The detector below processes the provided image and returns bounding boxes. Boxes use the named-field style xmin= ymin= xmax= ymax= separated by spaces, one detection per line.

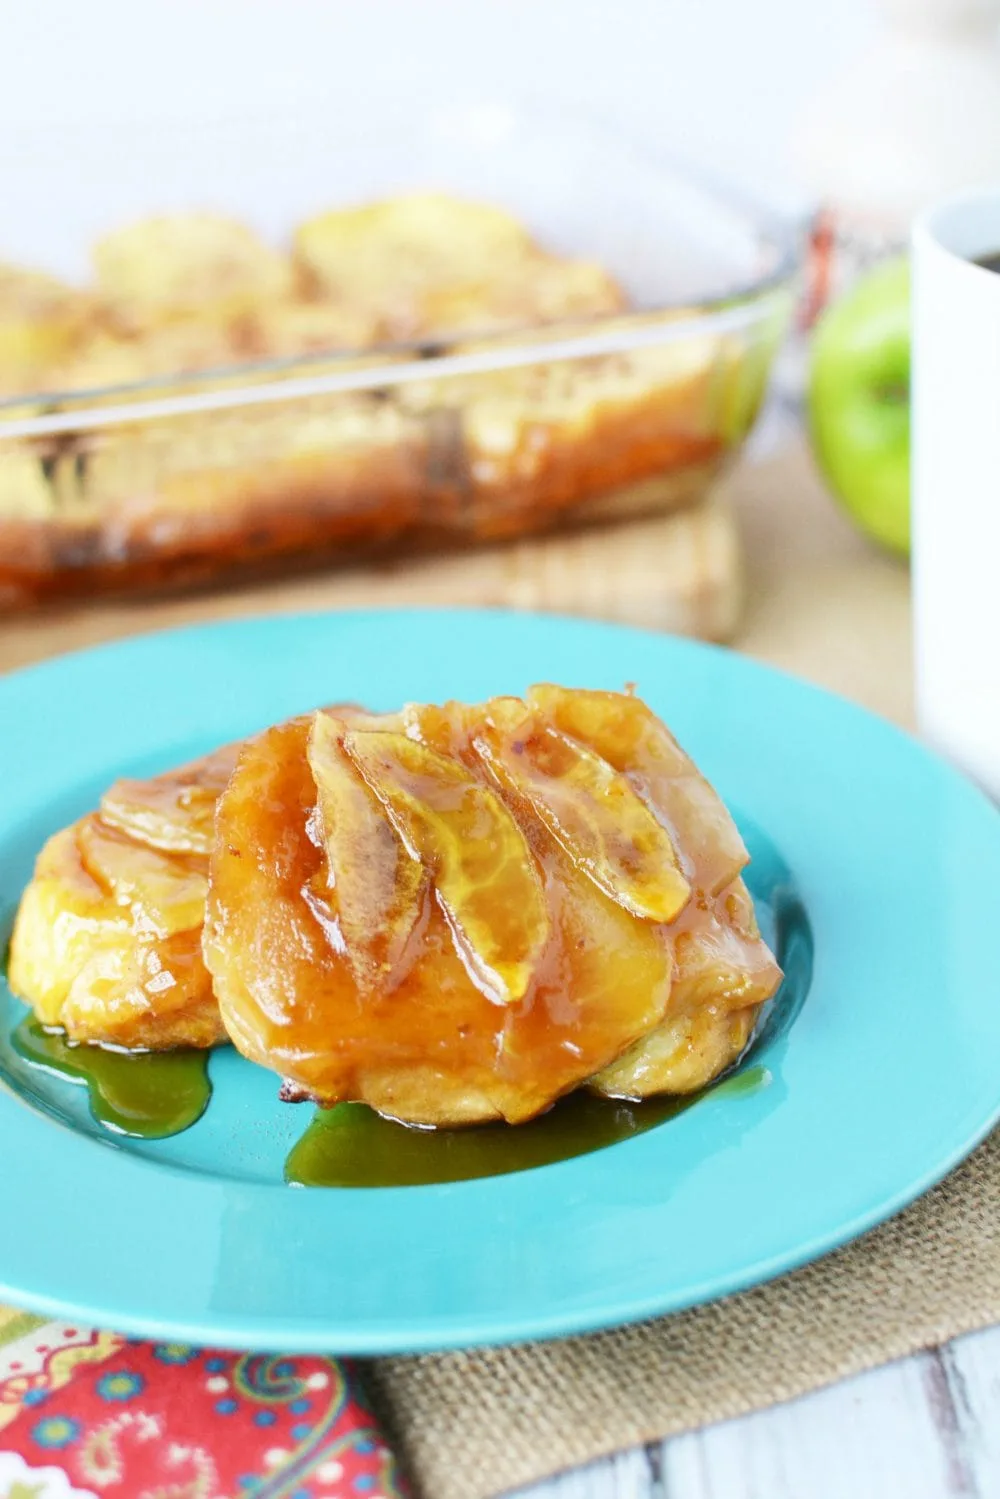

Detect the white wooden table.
xmin=516 ymin=1323 xmax=1000 ymax=1499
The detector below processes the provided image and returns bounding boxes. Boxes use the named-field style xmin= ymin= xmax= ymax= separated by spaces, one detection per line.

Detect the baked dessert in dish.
xmin=294 ymin=192 xmax=625 ymax=341
xmin=0 ymin=377 xmax=429 ymax=596
xmin=1 ymin=195 xmax=625 ymax=406
xmin=8 ymin=687 xmax=781 ymax=1127
xmin=0 ymin=192 xmax=765 ymax=607
xmin=92 ymin=213 xmax=297 ymax=335
xmin=401 ymin=324 xmax=732 ymax=539
xmin=0 ymin=262 xmax=94 ymax=396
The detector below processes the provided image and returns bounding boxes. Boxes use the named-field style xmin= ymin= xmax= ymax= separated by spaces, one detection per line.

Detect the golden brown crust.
xmin=92 ymin=213 xmax=296 ymax=334
xmin=6 ymin=742 xmax=242 ymax=1050
xmin=8 ymin=819 xmax=224 ymax=1051
xmin=590 ymin=1004 xmax=757 ymax=1098
xmin=235 ymin=297 xmax=382 ymax=360
xmin=0 ymin=262 xmax=98 ymax=396
xmin=588 ymin=877 xmax=781 ymax=1098
xmin=294 ymin=193 xmax=595 ymax=342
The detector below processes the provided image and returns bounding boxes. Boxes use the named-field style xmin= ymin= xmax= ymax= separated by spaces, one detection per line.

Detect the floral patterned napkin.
xmin=0 ymin=1308 xmax=407 ymax=1499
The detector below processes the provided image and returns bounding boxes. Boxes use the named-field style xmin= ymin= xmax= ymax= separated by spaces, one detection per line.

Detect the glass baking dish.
xmin=0 ymin=101 xmax=800 ymax=608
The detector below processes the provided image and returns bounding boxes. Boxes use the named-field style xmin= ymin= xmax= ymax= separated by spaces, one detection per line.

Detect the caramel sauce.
xmin=286 ymin=1091 xmax=692 ymax=1187
xmin=11 ymin=1014 xmax=211 ymax=1139
xmin=285 ymin=1064 xmax=773 ymax=1188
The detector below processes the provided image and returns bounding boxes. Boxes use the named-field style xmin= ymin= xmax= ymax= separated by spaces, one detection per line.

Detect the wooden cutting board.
xmin=0 ymin=495 xmax=742 ymax=675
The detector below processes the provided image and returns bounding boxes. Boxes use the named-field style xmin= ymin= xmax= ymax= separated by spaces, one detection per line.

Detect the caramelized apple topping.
xmin=528 ymin=684 xmax=748 ymax=895
xmin=76 ymin=817 xmax=208 ymax=940
xmin=100 ymin=741 xmax=241 ymax=857
xmin=342 ymin=727 xmax=550 ymax=1004
xmin=307 ymin=712 xmax=425 ymax=993
xmin=474 ymin=701 xmax=690 ymax=924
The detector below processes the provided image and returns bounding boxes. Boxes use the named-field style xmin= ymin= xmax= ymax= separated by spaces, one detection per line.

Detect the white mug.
xmin=912 ymin=186 xmax=1000 ymax=800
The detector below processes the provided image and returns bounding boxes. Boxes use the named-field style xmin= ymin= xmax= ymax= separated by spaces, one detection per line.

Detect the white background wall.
xmin=3 ymin=0 xmax=873 ymax=212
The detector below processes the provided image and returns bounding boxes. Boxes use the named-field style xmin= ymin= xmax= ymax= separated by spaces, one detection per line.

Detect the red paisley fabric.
xmin=0 ymin=1328 xmax=407 ymax=1499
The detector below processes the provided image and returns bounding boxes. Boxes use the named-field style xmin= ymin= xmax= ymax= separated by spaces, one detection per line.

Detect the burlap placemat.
xmin=361 ymin=444 xmax=991 ymax=1499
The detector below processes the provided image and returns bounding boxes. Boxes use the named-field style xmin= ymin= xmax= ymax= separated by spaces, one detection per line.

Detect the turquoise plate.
xmin=2 ymin=608 xmax=999 ymax=1354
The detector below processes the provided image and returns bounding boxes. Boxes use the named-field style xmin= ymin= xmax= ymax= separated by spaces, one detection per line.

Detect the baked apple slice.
xmin=307 ymin=713 xmax=425 ymax=995
xmin=9 ymin=812 xmax=221 ymax=1052
xmin=99 ymin=741 xmax=241 ymax=857
xmin=529 ymin=684 xmax=748 ymax=896
xmin=473 ymin=698 xmax=690 ymax=923
xmin=342 ymin=725 xmax=550 ymax=1005
xmin=590 ymin=877 xmax=782 ymax=1097
xmin=7 ymin=739 xmax=239 ymax=1051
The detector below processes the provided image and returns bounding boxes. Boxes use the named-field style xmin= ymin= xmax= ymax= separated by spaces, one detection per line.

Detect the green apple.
xmin=807 ymin=257 xmax=911 ymax=556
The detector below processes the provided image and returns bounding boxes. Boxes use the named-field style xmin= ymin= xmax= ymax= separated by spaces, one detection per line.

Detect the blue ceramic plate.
xmin=2 ymin=609 xmax=999 ymax=1355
